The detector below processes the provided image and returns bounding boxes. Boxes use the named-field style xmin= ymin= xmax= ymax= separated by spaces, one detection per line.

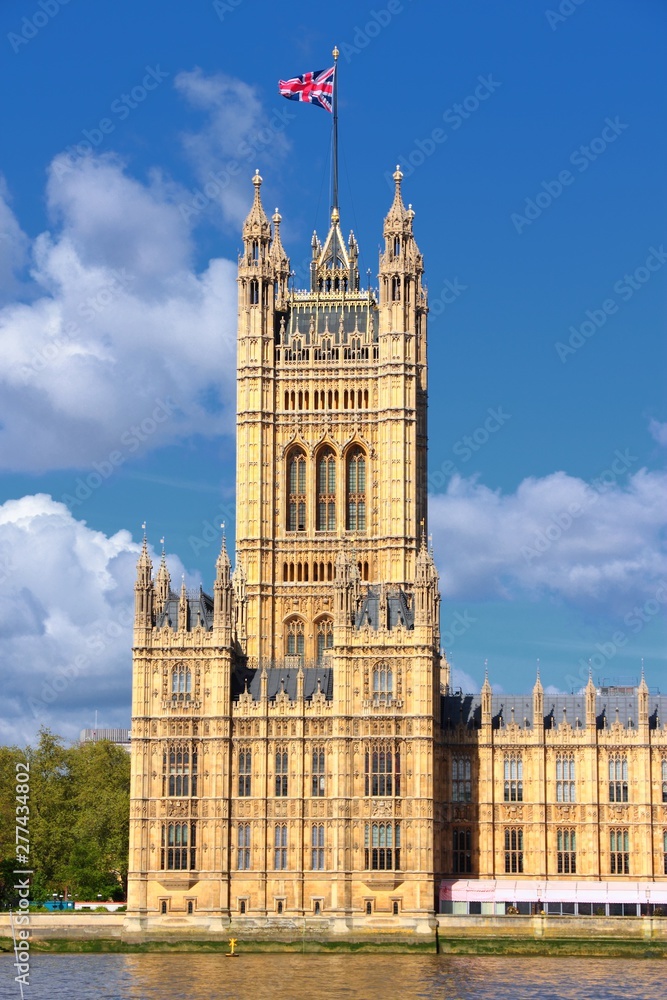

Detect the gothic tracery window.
xmin=161 ymin=822 xmax=196 ymax=871
xmin=504 ymin=755 xmax=523 ymax=802
xmin=171 ymin=665 xmax=191 ymax=699
xmin=364 ymin=744 xmax=400 ymax=796
xmin=346 ymin=446 xmax=366 ymax=532
xmin=287 ymin=449 xmax=306 ymax=531
xmin=163 ymin=744 xmax=197 ymax=797
xmin=285 ymin=617 xmax=304 ymax=660
xmin=316 ymin=617 xmax=333 ymax=664
xmin=609 ymin=755 xmax=628 ymax=802
xmin=316 ymin=447 xmax=336 ymax=531
xmin=372 ymin=663 xmax=393 ymax=706
xmin=556 ymin=755 xmax=576 ymax=802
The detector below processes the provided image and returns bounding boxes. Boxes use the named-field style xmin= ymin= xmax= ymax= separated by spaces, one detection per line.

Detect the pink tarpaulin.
xmin=439 ymin=879 xmax=667 ymax=904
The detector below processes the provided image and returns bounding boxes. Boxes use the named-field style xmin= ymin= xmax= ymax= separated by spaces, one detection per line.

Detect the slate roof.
xmin=156 ymin=589 xmax=214 ymax=632
xmin=232 ymin=666 xmax=334 ymax=702
xmin=355 ymin=585 xmax=414 ymax=631
xmin=440 ymin=690 xmax=667 ymax=731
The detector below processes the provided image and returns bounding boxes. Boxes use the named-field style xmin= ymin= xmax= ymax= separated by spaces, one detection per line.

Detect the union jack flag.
xmin=278 ymin=66 xmax=335 ymax=113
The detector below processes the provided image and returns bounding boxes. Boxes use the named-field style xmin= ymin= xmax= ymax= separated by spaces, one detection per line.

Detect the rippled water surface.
xmin=0 ymin=955 xmax=665 ymax=1000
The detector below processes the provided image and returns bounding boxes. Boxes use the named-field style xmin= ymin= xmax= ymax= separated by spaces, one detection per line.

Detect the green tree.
xmin=0 ymin=745 xmax=25 ymax=908
xmin=26 ymin=729 xmax=74 ymax=902
xmin=66 ymin=739 xmax=130 ymax=900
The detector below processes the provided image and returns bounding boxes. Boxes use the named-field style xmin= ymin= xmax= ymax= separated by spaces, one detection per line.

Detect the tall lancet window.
xmin=316 ymin=447 xmax=336 ymax=531
xmin=346 ymin=446 xmax=366 ymax=532
xmin=287 ymin=449 xmax=306 ymax=531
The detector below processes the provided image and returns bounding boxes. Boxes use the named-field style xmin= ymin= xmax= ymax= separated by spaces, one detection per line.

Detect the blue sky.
xmin=0 ymin=0 xmax=665 ymax=742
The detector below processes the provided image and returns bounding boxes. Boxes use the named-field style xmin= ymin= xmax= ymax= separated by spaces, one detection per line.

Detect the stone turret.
xmin=134 ymin=535 xmax=154 ymax=627
xmin=155 ymin=547 xmax=170 ymax=611
xmin=214 ymin=530 xmax=234 ymax=636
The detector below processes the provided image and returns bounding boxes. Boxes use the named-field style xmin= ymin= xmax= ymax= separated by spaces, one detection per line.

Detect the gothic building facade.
xmin=125 ymin=171 xmax=667 ymax=934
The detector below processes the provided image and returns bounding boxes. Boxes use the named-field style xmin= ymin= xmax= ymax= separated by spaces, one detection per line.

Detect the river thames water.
xmin=0 ymin=955 xmax=664 ymax=1000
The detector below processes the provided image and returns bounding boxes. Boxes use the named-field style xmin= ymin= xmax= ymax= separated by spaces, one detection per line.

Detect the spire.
xmin=533 ymin=661 xmax=544 ymax=730
xmin=481 ymin=662 xmax=492 ymax=724
xmin=134 ymin=527 xmax=154 ymax=626
xmin=178 ymin=576 xmax=188 ymax=632
xmin=242 ymin=169 xmax=270 ymax=242
xmin=155 ymin=541 xmax=170 ymax=608
xmin=216 ymin=526 xmax=232 ymax=582
xmin=384 ymin=165 xmax=409 ymax=234
xmin=638 ymin=660 xmax=649 ymax=729
xmin=585 ymin=666 xmax=597 ymax=729
xmin=269 ymin=208 xmax=289 ymax=269
xmin=136 ymin=533 xmax=152 ymax=582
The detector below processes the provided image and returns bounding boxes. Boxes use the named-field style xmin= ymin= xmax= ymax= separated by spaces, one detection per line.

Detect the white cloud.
xmin=0 ymin=152 xmax=238 ymax=473
xmin=174 ymin=68 xmax=291 ymax=228
xmin=0 ymin=178 xmax=31 ymax=304
xmin=430 ymin=468 xmax=667 ymax=612
xmin=450 ymin=667 xmax=479 ymax=693
xmin=0 ymin=494 xmax=189 ymax=745
xmin=649 ymin=419 xmax=667 ymax=447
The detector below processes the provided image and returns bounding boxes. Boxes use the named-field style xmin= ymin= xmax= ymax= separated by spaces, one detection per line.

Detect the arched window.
xmin=662 ymin=759 xmax=667 ymax=803
xmin=391 ymin=276 xmax=401 ymax=301
xmin=285 ymin=618 xmax=304 ymax=659
xmin=251 ymin=240 xmax=259 ymax=261
xmin=287 ymin=449 xmax=306 ymax=531
xmin=249 ymin=279 xmax=259 ymax=305
xmin=346 ymin=446 xmax=366 ymax=532
xmin=316 ymin=617 xmax=333 ymax=664
xmin=171 ymin=665 xmax=191 ymax=698
xmin=372 ymin=663 xmax=393 ymax=706
xmin=316 ymin=447 xmax=336 ymax=531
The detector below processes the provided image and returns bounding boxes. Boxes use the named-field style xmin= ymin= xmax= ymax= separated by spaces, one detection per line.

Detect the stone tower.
xmin=125 ymin=168 xmax=445 ymax=934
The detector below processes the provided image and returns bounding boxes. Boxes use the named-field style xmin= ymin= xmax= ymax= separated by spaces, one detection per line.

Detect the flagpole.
xmin=332 ymin=45 xmax=339 ymax=216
